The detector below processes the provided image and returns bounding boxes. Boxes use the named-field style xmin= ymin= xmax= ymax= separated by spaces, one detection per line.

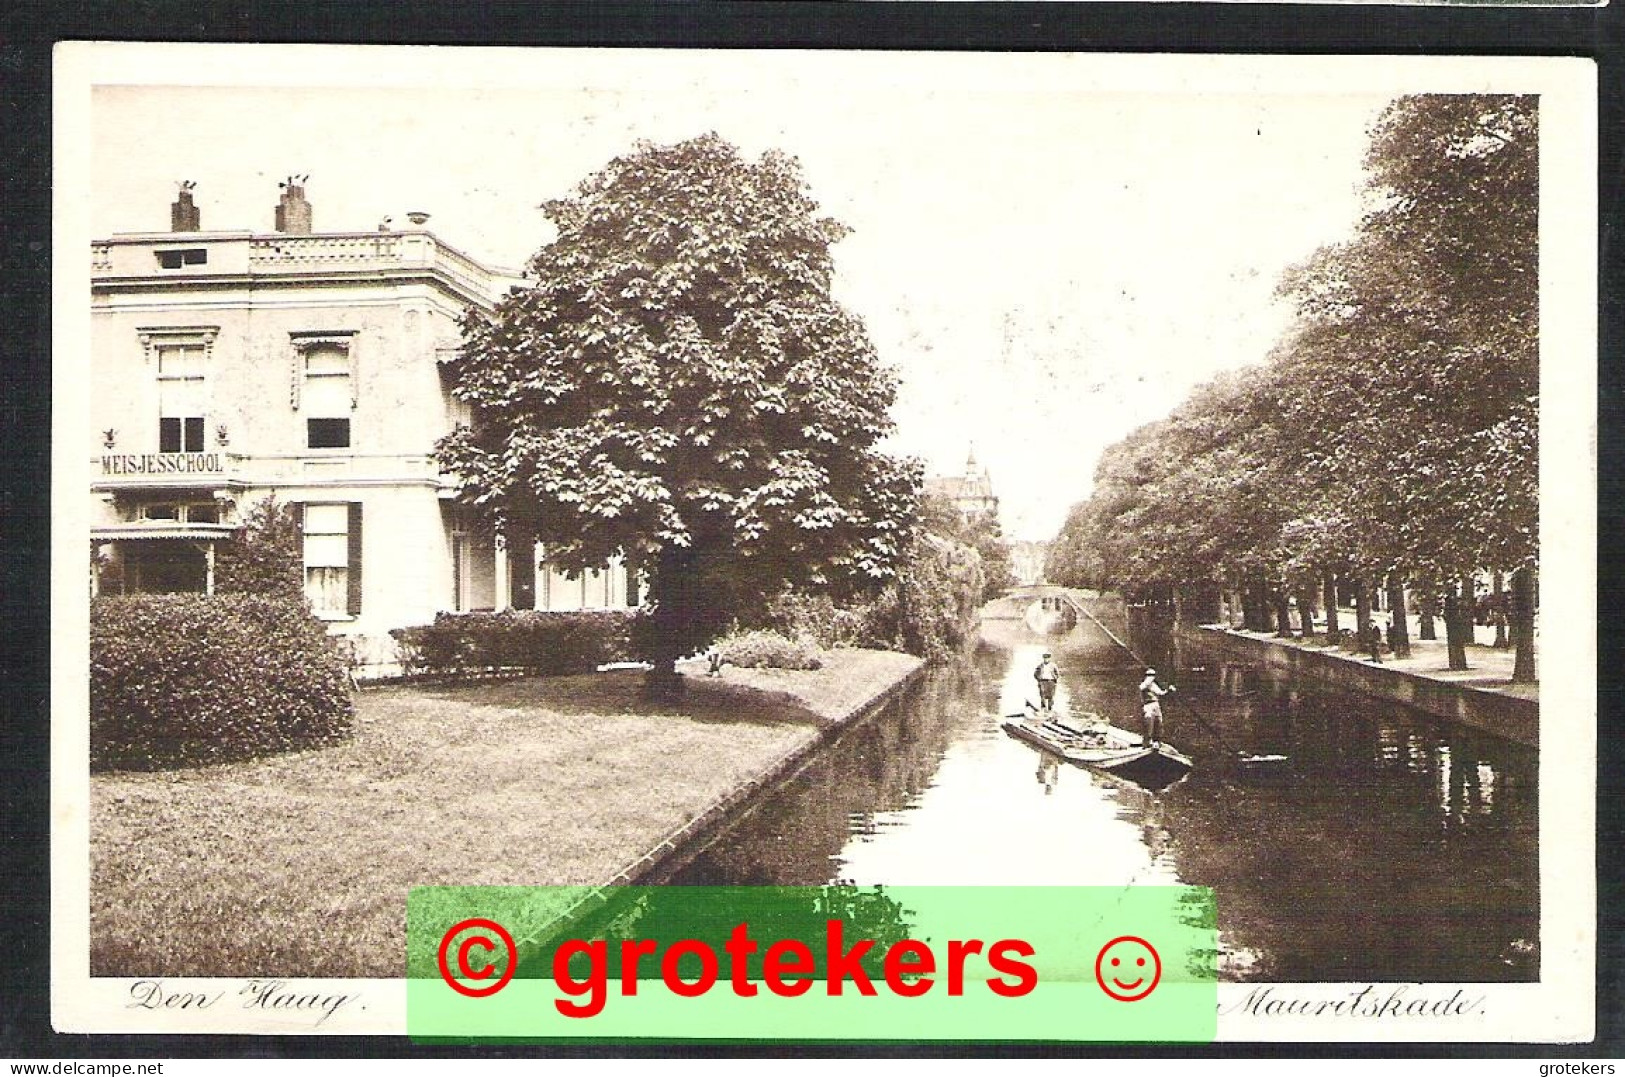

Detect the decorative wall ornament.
xmin=136 ymin=325 xmax=218 ymax=364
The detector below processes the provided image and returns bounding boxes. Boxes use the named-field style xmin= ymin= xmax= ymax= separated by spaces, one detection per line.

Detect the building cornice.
xmin=91 ymin=230 xmax=520 ymax=312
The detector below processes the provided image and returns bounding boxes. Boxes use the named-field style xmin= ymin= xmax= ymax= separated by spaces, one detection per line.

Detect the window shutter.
xmin=346 ymin=502 xmax=363 ymax=616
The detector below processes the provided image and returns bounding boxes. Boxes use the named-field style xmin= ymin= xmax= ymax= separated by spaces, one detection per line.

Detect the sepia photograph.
xmin=52 ymin=44 xmax=1596 ymax=1042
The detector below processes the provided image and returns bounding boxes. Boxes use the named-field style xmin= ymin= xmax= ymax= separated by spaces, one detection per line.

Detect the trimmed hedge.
xmin=716 ymin=628 xmax=823 ymax=670
xmin=91 ymin=595 xmax=354 ymax=771
xmin=389 ymin=610 xmax=638 ymax=679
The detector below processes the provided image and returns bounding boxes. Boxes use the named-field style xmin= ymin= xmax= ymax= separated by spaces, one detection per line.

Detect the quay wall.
xmin=1179 ymin=625 xmax=1538 ymax=748
xmin=610 ymin=655 xmax=928 ymax=886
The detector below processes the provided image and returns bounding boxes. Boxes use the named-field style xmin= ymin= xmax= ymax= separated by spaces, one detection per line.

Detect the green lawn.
xmin=90 ymin=649 xmax=921 ymax=978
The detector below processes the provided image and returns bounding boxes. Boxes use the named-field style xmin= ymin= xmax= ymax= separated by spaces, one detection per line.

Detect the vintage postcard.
xmin=51 ymin=43 xmax=1596 ymax=1043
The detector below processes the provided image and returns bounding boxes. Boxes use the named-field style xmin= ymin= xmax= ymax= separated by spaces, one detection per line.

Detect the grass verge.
xmin=90 ymin=648 xmax=922 ymax=978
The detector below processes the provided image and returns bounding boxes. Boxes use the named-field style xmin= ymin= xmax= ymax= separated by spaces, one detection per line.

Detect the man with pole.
xmin=1139 ymin=667 xmax=1175 ymax=748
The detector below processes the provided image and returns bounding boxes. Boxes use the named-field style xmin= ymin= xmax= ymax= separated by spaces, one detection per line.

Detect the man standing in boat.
xmin=1139 ymin=667 xmax=1175 ymax=747
xmin=1034 ymin=652 xmax=1060 ymax=712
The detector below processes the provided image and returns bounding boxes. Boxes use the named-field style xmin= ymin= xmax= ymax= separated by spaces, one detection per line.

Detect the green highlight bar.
xmin=407 ymin=885 xmax=1216 ymax=1043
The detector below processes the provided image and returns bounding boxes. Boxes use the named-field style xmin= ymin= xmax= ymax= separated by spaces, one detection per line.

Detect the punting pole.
xmin=1062 ymin=594 xmax=1288 ymax=767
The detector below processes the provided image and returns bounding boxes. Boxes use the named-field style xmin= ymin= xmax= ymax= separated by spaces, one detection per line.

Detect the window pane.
xmin=303 ymin=375 xmax=351 ymax=418
xmin=304 ymin=503 xmax=349 ymax=534
xmin=187 ymin=503 xmax=218 ymax=524
xmin=159 ymin=377 xmax=203 ymax=417
xmin=304 ymin=534 xmax=348 ymax=568
xmin=307 ymin=417 xmax=351 ymax=449
xmin=159 ymin=417 xmax=181 ymax=453
xmin=305 ymin=566 xmax=348 ymax=613
xmin=157 ymin=346 xmax=202 ymax=376
xmin=304 ymin=345 xmax=349 ymax=376
xmin=184 ymin=417 xmax=205 ymax=452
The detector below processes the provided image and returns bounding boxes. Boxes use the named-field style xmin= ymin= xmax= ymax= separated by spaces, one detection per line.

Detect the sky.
xmin=88 ymin=50 xmax=1393 ymax=542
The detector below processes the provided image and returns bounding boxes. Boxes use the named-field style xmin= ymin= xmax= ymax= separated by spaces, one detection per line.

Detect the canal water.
xmin=672 ymin=603 xmax=1540 ymax=983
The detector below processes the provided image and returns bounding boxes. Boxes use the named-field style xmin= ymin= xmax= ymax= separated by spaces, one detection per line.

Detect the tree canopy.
xmin=437 ymin=134 xmax=918 ymax=688
xmin=1047 ymin=95 xmax=1538 ymax=679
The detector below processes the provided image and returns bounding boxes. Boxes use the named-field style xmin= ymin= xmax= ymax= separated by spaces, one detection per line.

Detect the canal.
xmin=672 ymin=601 xmax=1540 ymax=983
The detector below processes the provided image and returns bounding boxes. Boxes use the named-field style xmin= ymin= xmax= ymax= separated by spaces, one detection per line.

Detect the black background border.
xmin=2 ymin=0 xmax=1619 ymax=1060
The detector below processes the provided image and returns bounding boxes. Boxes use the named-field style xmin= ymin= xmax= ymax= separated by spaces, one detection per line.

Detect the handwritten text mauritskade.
xmin=1221 ymin=985 xmax=1486 ymax=1019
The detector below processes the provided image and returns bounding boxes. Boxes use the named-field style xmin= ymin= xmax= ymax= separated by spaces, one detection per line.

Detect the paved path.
xmin=1221 ymin=612 xmax=1537 ymax=702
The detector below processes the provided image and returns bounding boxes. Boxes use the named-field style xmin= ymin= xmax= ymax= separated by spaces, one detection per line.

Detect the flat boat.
xmin=1002 ymin=711 xmax=1194 ymax=790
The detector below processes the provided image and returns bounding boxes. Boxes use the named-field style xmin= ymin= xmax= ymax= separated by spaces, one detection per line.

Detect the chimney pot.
xmin=171 ymin=186 xmax=201 ymax=232
xmin=275 ymin=178 xmax=313 ymax=235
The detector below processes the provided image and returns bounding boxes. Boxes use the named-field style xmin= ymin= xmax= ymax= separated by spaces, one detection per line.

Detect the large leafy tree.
xmin=438 ymin=134 xmax=918 ymax=692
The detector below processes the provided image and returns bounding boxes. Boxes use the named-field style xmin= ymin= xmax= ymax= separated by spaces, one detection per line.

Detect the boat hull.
xmin=1002 ymin=714 xmax=1193 ymax=790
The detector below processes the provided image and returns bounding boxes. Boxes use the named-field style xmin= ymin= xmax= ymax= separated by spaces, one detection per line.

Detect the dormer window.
xmin=155 ymin=248 xmax=207 ymax=269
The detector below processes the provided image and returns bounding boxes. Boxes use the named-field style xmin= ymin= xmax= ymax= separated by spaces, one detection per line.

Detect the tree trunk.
xmin=1352 ymin=583 xmax=1372 ymax=655
xmin=1322 ymin=572 xmax=1340 ymax=641
xmin=1297 ymin=585 xmax=1316 ymax=638
xmin=1418 ymin=590 xmax=1437 ymax=640
xmin=1386 ymin=577 xmax=1411 ymax=659
xmin=1511 ymin=565 xmax=1536 ymax=683
xmin=1172 ymin=587 xmax=1185 ymax=627
xmin=1272 ymin=585 xmax=1293 ymax=637
xmin=1442 ymin=578 xmax=1470 ymax=671
xmin=1246 ymin=578 xmax=1271 ymax=632
xmin=1492 ymin=570 xmax=1510 ymax=648
xmin=641 ymin=546 xmax=691 ymax=699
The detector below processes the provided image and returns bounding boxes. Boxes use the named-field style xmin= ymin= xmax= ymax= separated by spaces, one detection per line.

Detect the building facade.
xmin=923 ymin=449 xmax=999 ymax=521
xmin=90 ymin=183 xmax=634 ymax=671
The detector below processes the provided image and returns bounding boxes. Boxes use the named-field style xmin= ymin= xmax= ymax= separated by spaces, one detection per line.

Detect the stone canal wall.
xmin=607 ymin=652 xmax=928 ymax=885
xmin=1180 ymin=625 xmax=1538 ymax=748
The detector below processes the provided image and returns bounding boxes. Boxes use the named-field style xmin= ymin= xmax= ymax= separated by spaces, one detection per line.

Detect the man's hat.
xmin=1145 ymin=667 xmax=1157 ymax=675
xmin=1042 ymin=652 xmax=1052 ymax=658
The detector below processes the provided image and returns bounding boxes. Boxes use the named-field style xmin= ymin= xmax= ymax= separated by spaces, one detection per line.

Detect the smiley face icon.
xmin=1094 ymin=936 xmax=1162 ymax=1001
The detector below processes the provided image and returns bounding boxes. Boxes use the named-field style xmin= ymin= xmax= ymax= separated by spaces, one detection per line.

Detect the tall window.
xmin=303 ymin=503 xmax=361 ymax=616
xmin=157 ymin=343 xmax=206 ymax=452
xmin=303 ymin=343 xmax=352 ymax=449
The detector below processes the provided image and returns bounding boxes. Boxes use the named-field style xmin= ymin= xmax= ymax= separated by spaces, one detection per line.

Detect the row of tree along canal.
xmin=666 ymin=599 xmax=1537 ymax=983
xmin=1045 ymin=95 xmax=1538 ymax=684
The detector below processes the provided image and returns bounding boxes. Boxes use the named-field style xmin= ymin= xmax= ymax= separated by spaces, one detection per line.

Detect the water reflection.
xmin=673 ymin=610 xmax=1539 ymax=983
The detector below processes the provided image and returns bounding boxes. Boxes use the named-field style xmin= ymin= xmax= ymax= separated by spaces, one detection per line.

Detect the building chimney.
xmin=171 ymin=181 xmax=200 ymax=232
xmin=275 ymin=175 xmax=313 ymax=235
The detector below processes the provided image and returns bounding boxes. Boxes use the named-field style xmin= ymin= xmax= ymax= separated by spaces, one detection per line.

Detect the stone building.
xmin=923 ymin=449 xmax=999 ymax=521
xmin=90 ymin=181 xmax=634 ymax=671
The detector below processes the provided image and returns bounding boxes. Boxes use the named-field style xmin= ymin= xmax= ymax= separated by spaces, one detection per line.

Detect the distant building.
xmin=90 ymin=181 xmax=635 ymax=672
xmin=924 ymin=449 xmax=999 ymax=521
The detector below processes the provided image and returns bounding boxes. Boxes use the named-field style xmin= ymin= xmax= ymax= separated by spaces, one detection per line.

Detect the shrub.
xmin=214 ymin=495 xmax=304 ymax=601
xmin=389 ymin=609 xmax=639 ymax=679
xmin=716 ymin=629 xmax=823 ymax=670
xmin=851 ymin=532 xmax=984 ymax=663
xmin=747 ymin=532 xmax=984 ymax=665
xmin=91 ymin=594 xmax=353 ymax=771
